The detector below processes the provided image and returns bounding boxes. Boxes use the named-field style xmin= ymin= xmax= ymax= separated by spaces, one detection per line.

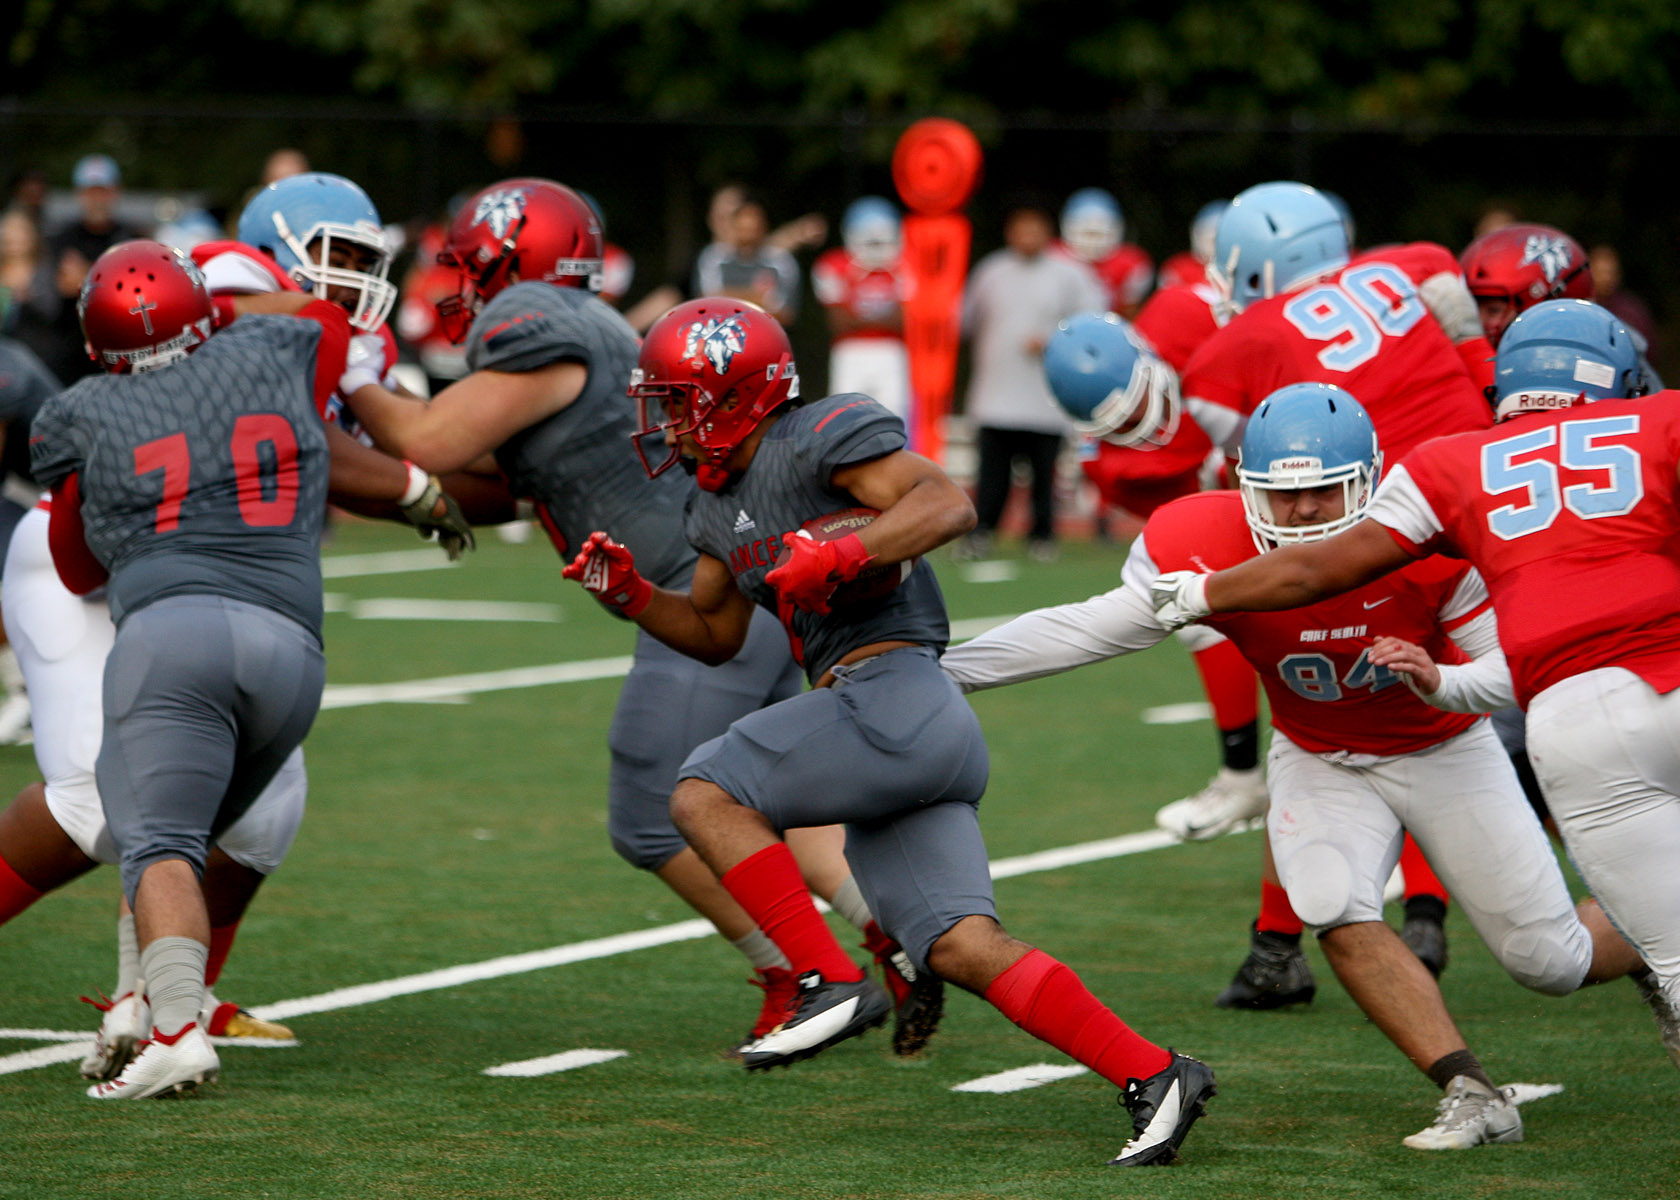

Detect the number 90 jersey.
xmin=1369 ymin=393 xmax=1680 ymax=709
xmin=1181 ymin=244 xmax=1492 ymax=461
xmin=1135 ymin=491 xmax=1486 ymax=756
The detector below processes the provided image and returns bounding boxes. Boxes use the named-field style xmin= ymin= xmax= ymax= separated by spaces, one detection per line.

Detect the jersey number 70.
xmin=134 ymin=414 xmax=302 ymax=533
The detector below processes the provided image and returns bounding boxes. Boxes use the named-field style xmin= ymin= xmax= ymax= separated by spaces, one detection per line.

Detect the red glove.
xmin=563 ymin=531 xmax=653 ymax=617
xmin=765 ymin=531 xmax=872 ymax=615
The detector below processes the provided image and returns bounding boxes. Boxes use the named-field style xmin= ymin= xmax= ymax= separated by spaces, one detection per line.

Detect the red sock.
xmin=985 ymin=949 xmax=1171 ymax=1085
xmin=1257 ymin=878 xmax=1303 ymax=936
xmin=1400 ymin=833 xmax=1449 ymax=905
xmin=206 ymin=921 xmax=240 ymax=986
xmin=0 ymin=851 xmax=44 ymax=925
xmin=720 ymin=844 xmax=862 ymax=982
xmin=1192 ymin=639 xmax=1259 ymax=730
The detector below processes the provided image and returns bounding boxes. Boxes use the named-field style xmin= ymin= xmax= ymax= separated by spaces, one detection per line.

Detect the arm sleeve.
xmin=1364 ymin=464 xmax=1446 ymax=556
xmin=1414 ymin=608 xmax=1515 ymax=713
xmin=941 ymin=538 xmax=1170 ymax=692
xmin=47 ymin=472 xmax=109 ymax=595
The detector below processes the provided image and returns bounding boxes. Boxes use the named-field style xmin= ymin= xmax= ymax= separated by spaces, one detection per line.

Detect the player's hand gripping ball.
xmin=767 ymin=508 xmax=912 ymax=614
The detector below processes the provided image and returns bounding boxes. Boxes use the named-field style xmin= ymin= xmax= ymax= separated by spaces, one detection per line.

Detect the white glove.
xmin=1149 ymin=570 xmax=1212 ymax=631
xmin=338 ymin=332 xmax=387 ymax=396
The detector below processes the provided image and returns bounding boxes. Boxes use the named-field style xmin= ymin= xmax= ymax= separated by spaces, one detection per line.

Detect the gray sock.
xmin=828 ymin=876 xmax=874 ymax=933
xmin=139 ymin=937 xmax=208 ymax=1037
xmin=115 ymin=913 xmax=140 ymax=999
xmin=730 ymin=929 xmax=790 ymax=971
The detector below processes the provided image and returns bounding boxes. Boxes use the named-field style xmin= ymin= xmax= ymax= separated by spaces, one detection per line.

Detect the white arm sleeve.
xmin=1185 ymin=395 xmax=1245 ymax=457
xmin=199 ymin=251 xmax=282 ymax=295
xmin=1414 ymin=608 xmax=1516 ymax=713
xmin=940 ymin=539 xmax=1171 ymax=692
xmin=1364 ymin=464 xmax=1445 ymax=548
xmin=1417 ymin=270 xmax=1483 ymax=344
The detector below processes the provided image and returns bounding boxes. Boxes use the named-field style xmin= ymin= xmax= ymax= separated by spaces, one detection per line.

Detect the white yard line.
xmin=951 ymin=1063 xmax=1091 ymax=1093
xmin=483 ymin=1049 xmax=628 ymax=1077
xmin=0 ymin=829 xmax=1191 ymax=1076
xmin=320 ymin=549 xmax=462 ymax=579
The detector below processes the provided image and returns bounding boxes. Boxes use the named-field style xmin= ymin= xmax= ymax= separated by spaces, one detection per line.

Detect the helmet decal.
xmin=1521 ymin=233 xmax=1575 ymax=291
xmin=472 ymin=187 xmax=529 ymax=242
xmin=685 ymin=315 xmax=748 ymax=376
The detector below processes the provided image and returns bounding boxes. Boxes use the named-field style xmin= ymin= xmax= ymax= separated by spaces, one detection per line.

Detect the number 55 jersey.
xmin=1367 ymin=392 xmax=1680 ymax=709
xmin=1182 ymin=244 xmax=1492 ymax=462
xmin=1134 ymin=490 xmax=1489 ymax=756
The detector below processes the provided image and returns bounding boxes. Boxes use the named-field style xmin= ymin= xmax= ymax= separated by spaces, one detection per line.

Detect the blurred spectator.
xmin=958 ymin=199 xmax=1106 ymax=562
xmin=1156 ymin=198 xmax=1227 ymax=292
xmin=262 ymin=147 xmax=311 ymax=185
xmin=1049 ymin=188 xmax=1152 ymax=319
xmin=45 ymin=154 xmax=144 ymax=381
xmin=811 ymin=196 xmax=912 ymax=423
xmin=0 ymin=209 xmax=64 ymax=368
xmin=1590 ymin=243 xmax=1661 ymax=366
xmin=5 ymin=169 xmax=49 ymax=230
xmin=1474 ymin=204 xmax=1520 ymax=238
xmin=624 ymin=182 xmax=825 ymax=332
xmin=395 ymin=215 xmax=470 ymax=395
xmin=695 ymin=193 xmax=801 ymax=325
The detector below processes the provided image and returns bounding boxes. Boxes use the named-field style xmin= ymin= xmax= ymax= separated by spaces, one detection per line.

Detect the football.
xmin=792 ymin=507 xmax=914 ymax=607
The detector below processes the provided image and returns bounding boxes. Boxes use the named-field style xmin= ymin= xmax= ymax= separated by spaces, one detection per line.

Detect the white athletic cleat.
xmin=86 ymin=1022 xmax=220 ymax=1100
xmin=1631 ymin=969 xmax=1680 ymax=1070
xmin=78 ymin=991 xmax=149 ymax=1081
xmin=1109 ymin=1051 xmax=1218 ymax=1166
xmin=738 ymin=971 xmax=890 ymax=1070
xmin=1154 ymin=767 xmax=1268 ymax=842
xmin=1401 ymin=1076 xmax=1523 ymax=1150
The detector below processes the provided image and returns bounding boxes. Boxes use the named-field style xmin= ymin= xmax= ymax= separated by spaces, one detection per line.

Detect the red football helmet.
xmin=78 ymin=239 xmax=217 ymax=374
xmin=435 ymin=178 xmax=604 ymax=343
xmin=629 ymin=298 xmax=800 ymax=492
xmin=1459 ymin=223 xmax=1592 ymax=347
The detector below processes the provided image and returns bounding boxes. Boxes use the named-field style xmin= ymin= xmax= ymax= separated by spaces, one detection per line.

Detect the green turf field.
xmin=2 ymin=522 xmax=1675 ymax=1200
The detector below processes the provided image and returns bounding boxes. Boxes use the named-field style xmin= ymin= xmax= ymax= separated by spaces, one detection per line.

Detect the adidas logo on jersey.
xmin=733 ymin=510 xmax=757 ymax=533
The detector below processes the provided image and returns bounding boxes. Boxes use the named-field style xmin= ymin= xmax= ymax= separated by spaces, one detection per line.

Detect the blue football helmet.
xmin=1212 ymin=182 xmax=1349 ymax=315
xmin=1492 ymin=298 xmax=1648 ymax=421
xmin=1043 ymin=312 xmax=1181 ymax=448
xmin=1237 ymin=382 xmax=1381 ymax=551
xmin=1190 ymin=199 xmax=1228 ymax=264
xmin=841 ymin=196 xmax=901 ymax=269
xmin=237 ymin=172 xmax=397 ymax=331
xmin=1060 ymin=188 xmax=1123 ymax=262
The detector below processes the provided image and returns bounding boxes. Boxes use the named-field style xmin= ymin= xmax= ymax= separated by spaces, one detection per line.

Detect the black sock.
xmin=1426 ymin=1049 xmax=1494 ymax=1094
xmin=1405 ymin=894 xmax=1447 ymax=924
xmin=1220 ymin=721 xmax=1260 ymax=772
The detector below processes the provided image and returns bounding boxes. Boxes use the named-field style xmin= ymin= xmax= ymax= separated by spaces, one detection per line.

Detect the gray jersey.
xmin=684 ymin=394 xmax=949 ymax=682
xmin=467 ymin=282 xmax=697 ymax=590
xmin=0 ymin=336 xmax=60 ymax=484
xmin=29 ymin=315 xmax=331 ymax=636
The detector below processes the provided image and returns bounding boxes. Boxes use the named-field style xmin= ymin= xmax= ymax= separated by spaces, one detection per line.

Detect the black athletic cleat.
xmin=862 ymin=925 xmax=945 ymax=1057
xmin=1215 ymin=922 xmax=1316 ymax=1009
xmin=1401 ymin=898 xmax=1450 ymax=979
xmin=738 ymin=971 xmax=890 ymax=1071
xmin=1108 ymin=1050 xmax=1218 ymax=1166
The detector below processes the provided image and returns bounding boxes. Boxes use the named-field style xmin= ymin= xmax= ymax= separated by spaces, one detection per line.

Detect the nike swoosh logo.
xmin=1363 ymin=598 xmax=1391 ymax=610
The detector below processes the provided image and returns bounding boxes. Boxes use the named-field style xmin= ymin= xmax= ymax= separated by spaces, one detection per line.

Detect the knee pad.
xmin=1495 ymin=918 xmax=1591 ymax=996
xmin=1282 ymin=842 xmax=1360 ymax=929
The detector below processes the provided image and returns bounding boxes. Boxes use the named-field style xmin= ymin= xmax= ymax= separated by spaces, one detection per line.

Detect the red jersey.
xmin=810 ymin=247 xmax=911 ymax=342
xmin=1155 ymin=251 xmax=1209 ymax=292
xmin=1050 ymin=241 xmax=1153 ymax=312
xmin=1181 ymin=249 xmax=1491 ymax=461
xmin=1370 ymin=393 xmax=1680 ymax=708
xmin=1134 ymin=280 xmax=1223 ymax=375
xmin=1144 ymin=491 xmax=1485 ymax=755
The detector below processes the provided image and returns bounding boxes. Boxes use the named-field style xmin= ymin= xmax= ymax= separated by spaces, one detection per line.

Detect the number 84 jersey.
xmin=1139 ymin=491 xmax=1488 ymax=756
xmin=1369 ymin=393 xmax=1680 ymax=709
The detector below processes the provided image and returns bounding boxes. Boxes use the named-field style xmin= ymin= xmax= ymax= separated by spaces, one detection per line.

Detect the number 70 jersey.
xmin=1369 ymin=393 xmax=1680 ymax=709
xmin=28 ymin=314 xmax=332 ymax=634
xmin=1137 ymin=491 xmax=1488 ymax=756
